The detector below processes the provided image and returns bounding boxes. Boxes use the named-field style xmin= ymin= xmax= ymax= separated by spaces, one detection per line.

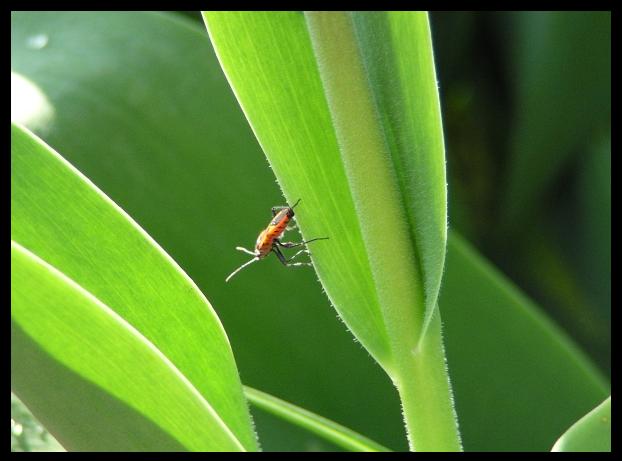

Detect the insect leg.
xmin=276 ymin=236 xmax=329 ymax=249
xmin=286 ymin=248 xmax=309 ymax=262
xmin=275 ymin=240 xmax=312 ymax=262
xmin=272 ymin=246 xmax=288 ymax=265
xmin=285 ymin=220 xmax=298 ymax=232
xmin=272 ymin=247 xmax=312 ymax=267
xmin=285 ymin=261 xmax=313 ymax=267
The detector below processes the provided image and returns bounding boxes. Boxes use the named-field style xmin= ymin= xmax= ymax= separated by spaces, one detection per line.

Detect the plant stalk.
xmin=394 ymin=310 xmax=462 ymax=451
xmin=305 ymin=11 xmax=462 ymax=451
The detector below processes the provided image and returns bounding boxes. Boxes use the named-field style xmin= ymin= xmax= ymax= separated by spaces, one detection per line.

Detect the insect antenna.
xmin=225 ymin=257 xmax=259 ymax=283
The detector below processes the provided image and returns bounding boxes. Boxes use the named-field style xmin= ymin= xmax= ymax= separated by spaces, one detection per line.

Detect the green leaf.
xmin=306 ymin=12 xmax=449 ymax=339
xmin=203 ymin=11 xmax=460 ymax=451
xmin=12 ymin=240 xmax=243 ymax=451
xmin=551 ymin=397 xmax=610 ymax=452
xmin=11 ymin=122 xmax=257 ymax=451
xmin=244 ymin=386 xmax=390 ymax=452
xmin=441 ymin=232 xmax=609 ymax=451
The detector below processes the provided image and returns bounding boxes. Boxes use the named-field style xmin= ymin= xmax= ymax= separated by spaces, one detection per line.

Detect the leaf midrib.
xmin=303 ymin=12 xmax=425 ymax=370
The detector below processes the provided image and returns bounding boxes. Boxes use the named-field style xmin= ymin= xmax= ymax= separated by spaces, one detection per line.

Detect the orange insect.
xmin=225 ymin=199 xmax=328 ymax=282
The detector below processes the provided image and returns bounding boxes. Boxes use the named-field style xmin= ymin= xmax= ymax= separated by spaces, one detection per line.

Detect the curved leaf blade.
xmin=552 ymin=397 xmax=610 ymax=452
xmin=442 ymin=232 xmax=609 ymax=451
xmin=244 ymin=386 xmax=390 ymax=452
xmin=329 ymin=12 xmax=449 ymax=338
xmin=12 ymin=241 xmax=243 ymax=452
xmin=11 ymin=122 xmax=257 ymax=451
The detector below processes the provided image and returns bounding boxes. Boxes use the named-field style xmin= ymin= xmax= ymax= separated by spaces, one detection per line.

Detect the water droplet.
xmin=27 ymin=34 xmax=48 ymax=50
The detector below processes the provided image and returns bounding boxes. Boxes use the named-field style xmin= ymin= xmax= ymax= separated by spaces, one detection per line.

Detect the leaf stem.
xmin=304 ymin=11 xmax=462 ymax=451
xmin=243 ymin=386 xmax=391 ymax=452
xmin=393 ymin=310 xmax=462 ymax=451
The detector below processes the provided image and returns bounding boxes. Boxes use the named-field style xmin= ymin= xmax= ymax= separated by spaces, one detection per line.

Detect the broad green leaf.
xmin=12 ymin=11 xmax=608 ymax=452
xmin=11 ymin=123 xmax=257 ymax=451
xmin=13 ymin=385 xmax=391 ymax=453
xmin=203 ymin=11 xmax=459 ymax=451
xmin=12 ymin=240 xmax=243 ymax=451
xmin=243 ymin=387 xmax=390 ymax=452
xmin=441 ymin=232 xmax=609 ymax=451
xmin=551 ymin=397 xmax=610 ymax=452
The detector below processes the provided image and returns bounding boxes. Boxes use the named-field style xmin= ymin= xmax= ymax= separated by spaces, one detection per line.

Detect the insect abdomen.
xmin=256 ymin=223 xmax=285 ymax=256
xmin=256 ymin=210 xmax=291 ymax=256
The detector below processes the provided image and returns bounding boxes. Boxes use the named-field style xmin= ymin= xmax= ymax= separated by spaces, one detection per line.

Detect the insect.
xmin=225 ymin=199 xmax=329 ymax=282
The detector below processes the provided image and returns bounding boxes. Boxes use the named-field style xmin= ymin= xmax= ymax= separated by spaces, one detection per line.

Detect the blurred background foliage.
xmin=11 ymin=11 xmax=610 ymax=451
xmin=432 ymin=11 xmax=611 ymax=374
